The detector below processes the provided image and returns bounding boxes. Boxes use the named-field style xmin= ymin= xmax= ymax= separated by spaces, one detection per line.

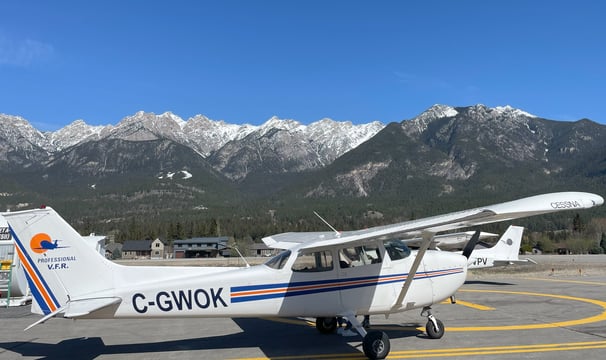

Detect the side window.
xmin=265 ymin=250 xmax=291 ymax=270
xmin=292 ymin=250 xmax=333 ymax=272
xmin=384 ymin=239 xmax=411 ymax=261
xmin=339 ymin=245 xmax=382 ymax=268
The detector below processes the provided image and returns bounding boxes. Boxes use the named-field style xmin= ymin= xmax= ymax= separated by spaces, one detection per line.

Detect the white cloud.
xmin=0 ymin=34 xmax=54 ymax=66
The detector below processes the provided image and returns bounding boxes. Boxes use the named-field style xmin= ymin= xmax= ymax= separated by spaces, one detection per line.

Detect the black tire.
xmin=426 ymin=318 xmax=445 ymax=339
xmin=362 ymin=330 xmax=390 ymax=359
xmin=315 ymin=317 xmax=338 ymax=334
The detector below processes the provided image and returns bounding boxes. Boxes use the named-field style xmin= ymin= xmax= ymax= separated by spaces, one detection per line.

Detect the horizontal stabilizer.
xmin=24 ymin=297 xmax=121 ymax=331
xmin=493 ymin=258 xmax=537 ymax=267
xmin=24 ymin=305 xmax=66 ymax=331
xmin=63 ymin=297 xmax=122 ymax=318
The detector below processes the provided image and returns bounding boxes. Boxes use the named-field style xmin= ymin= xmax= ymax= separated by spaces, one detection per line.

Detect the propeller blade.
xmin=462 ymin=230 xmax=481 ymax=259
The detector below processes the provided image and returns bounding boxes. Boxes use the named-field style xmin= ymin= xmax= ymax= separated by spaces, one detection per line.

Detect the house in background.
xmin=105 ymin=242 xmax=123 ymax=259
xmin=122 ymin=239 xmax=165 ymax=259
xmin=248 ymin=243 xmax=278 ymax=257
xmin=173 ymin=237 xmax=229 ymax=258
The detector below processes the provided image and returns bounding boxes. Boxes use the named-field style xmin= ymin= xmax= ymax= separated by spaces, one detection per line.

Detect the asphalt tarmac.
xmin=1 ymin=274 xmax=605 ymax=359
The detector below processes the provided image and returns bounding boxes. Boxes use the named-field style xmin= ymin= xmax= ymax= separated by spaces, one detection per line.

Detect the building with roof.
xmin=248 ymin=243 xmax=278 ymax=257
xmin=173 ymin=237 xmax=230 ymax=258
xmin=122 ymin=239 xmax=165 ymax=259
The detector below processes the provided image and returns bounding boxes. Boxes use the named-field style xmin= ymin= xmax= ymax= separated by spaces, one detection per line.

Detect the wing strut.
xmin=391 ymin=231 xmax=434 ymax=311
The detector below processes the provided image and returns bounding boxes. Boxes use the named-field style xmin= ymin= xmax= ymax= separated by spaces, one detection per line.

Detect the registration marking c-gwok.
xmin=445 ymin=289 xmax=606 ymax=331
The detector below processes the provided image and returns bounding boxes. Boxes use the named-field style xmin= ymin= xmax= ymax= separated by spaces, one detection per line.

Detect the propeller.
xmin=461 ymin=230 xmax=481 ymax=259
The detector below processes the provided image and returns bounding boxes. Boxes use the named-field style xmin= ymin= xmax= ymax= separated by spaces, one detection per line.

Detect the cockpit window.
xmin=265 ymin=250 xmax=291 ymax=270
xmin=384 ymin=239 xmax=411 ymax=261
xmin=292 ymin=250 xmax=333 ymax=272
xmin=339 ymin=245 xmax=382 ymax=268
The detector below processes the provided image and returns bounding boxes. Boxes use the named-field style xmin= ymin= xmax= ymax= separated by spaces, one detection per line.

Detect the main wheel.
xmin=362 ymin=330 xmax=390 ymax=359
xmin=426 ymin=318 xmax=445 ymax=339
xmin=315 ymin=317 xmax=338 ymax=334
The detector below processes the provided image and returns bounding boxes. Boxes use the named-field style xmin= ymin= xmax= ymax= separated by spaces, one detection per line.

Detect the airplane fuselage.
xmin=89 ymin=245 xmax=467 ymax=319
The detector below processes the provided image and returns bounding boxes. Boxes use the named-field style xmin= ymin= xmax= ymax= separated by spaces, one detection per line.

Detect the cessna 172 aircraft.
xmin=3 ymin=191 xmax=603 ymax=359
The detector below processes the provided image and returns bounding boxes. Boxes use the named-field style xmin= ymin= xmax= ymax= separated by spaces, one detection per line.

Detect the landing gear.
xmin=422 ymin=306 xmax=445 ymax=339
xmin=362 ymin=330 xmax=390 ymax=359
xmin=315 ymin=317 xmax=338 ymax=334
xmin=426 ymin=317 xmax=445 ymax=339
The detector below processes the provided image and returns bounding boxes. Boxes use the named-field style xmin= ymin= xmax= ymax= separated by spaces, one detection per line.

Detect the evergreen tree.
xmin=572 ymin=213 xmax=585 ymax=232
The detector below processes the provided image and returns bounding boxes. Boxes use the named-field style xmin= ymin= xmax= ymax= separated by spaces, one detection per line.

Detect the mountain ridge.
xmin=1 ymin=104 xmax=604 ymax=239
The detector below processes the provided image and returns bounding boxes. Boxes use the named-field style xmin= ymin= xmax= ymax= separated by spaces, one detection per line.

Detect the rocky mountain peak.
xmin=403 ymin=104 xmax=458 ymax=135
xmin=459 ymin=104 xmax=536 ymax=124
xmin=0 ymin=113 xmax=50 ymax=151
xmin=107 ymin=111 xmax=187 ymax=142
xmin=493 ymin=105 xmax=537 ymax=118
xmin=257 ymin=116 xmax=305 ymax=136
xmin=48 ymin=119 xmax=106 ymax=150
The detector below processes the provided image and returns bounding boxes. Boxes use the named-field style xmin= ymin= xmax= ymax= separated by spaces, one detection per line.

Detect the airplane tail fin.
xmin=5 ymin=207 xmax=117 ymax=317
xmin=491 ymin=225 xmax=524 ymax=261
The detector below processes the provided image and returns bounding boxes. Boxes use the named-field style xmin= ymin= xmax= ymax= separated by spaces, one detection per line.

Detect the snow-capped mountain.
xmin=48 ymin=119 xmax=106 ymax=151
xmin=302 ymin=103 xmax=605 ymax=199
xmin=0 ymin=111 xmax=385 ymax=177
xmin=207 ymin=116 xmax=384 ymax=180
xmin=3 ymin=104 xmax=600 ymax=188
xmin=183 ymin=115 xmax=257 ymax=157
xmin=1 ymin=105 xmax=605 ymax=226
xmin=0 ymin=113 xmax=51 ymax=169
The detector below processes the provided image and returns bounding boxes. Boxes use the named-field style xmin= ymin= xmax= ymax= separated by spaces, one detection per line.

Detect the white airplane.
xmin=4 ymin=192 xmax=603 ymax=359
xmin=464 ymin=225 xmax=535 ymax=269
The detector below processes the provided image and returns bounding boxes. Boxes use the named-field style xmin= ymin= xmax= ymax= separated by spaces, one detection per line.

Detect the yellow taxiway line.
xmin=265 ymin=288 xmax=606 ymax=332
xmin=440 ymin=299 xmax=495 ymax=310
xmin=232 ymin=340 xmax=606 ymax=360
xmin=242 ymin=287 xmax=606 ymax=359
xmin=524 ymin=277 xmax=606 ymax=286
xmin=447 ymin=289 xmax=606 ymax=331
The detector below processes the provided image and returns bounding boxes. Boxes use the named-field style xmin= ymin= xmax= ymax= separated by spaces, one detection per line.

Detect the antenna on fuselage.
xmin=232 ymin=246 xmax=250 ymax=268
xmin=313 ymin=211 xmax=341 ymax=237
xmin=219 ymin=243 xmax=250 ymax=268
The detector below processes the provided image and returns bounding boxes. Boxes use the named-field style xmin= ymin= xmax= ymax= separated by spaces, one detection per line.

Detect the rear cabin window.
xmin=383 ymin=239 xmax=411 ymax=261
xmin=265 ymin=250 xmax=291 ymax=270
xmin=292 ymin=250 xmax=333 ymax=272
xmin=339 ymin=245 xmax=382 ymax=268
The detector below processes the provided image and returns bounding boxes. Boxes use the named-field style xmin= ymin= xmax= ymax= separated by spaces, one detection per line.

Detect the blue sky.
xmin=1 ymin=0 xmax=604 ymax=131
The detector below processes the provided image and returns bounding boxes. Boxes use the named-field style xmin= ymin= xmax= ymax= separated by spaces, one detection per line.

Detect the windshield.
xmin=264 ymin=250 xmax=291 ymax=270
xmin=384 ymin=239 xmax=411 ymax=261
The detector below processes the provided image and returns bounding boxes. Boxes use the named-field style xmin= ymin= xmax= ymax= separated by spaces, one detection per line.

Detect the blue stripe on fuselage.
xmin=230 ymin=268 xmax=463 ymax=303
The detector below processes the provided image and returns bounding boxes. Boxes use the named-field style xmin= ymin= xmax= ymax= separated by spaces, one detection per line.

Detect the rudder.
xmin=492 ymin=225 xmax=524 ymax=261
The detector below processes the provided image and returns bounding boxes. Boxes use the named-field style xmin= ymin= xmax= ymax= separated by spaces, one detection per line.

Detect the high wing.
xmin=263 ymin=192 xmax=604 ymax=251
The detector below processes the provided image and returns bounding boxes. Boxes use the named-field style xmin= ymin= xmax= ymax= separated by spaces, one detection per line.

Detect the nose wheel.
xmin=422 ymin=306 xmax=445 ymax=339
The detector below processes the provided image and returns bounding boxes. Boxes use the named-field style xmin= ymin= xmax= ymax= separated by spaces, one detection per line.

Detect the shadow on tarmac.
xmin=0 ymin=318 xmax=422 ymax=360
xmin=465 ymin=280 xmax=515 ymax=286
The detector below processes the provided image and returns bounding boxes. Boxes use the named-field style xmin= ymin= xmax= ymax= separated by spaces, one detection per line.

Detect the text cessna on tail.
xmin=4 ymin=192 xmax=603 ymax=359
